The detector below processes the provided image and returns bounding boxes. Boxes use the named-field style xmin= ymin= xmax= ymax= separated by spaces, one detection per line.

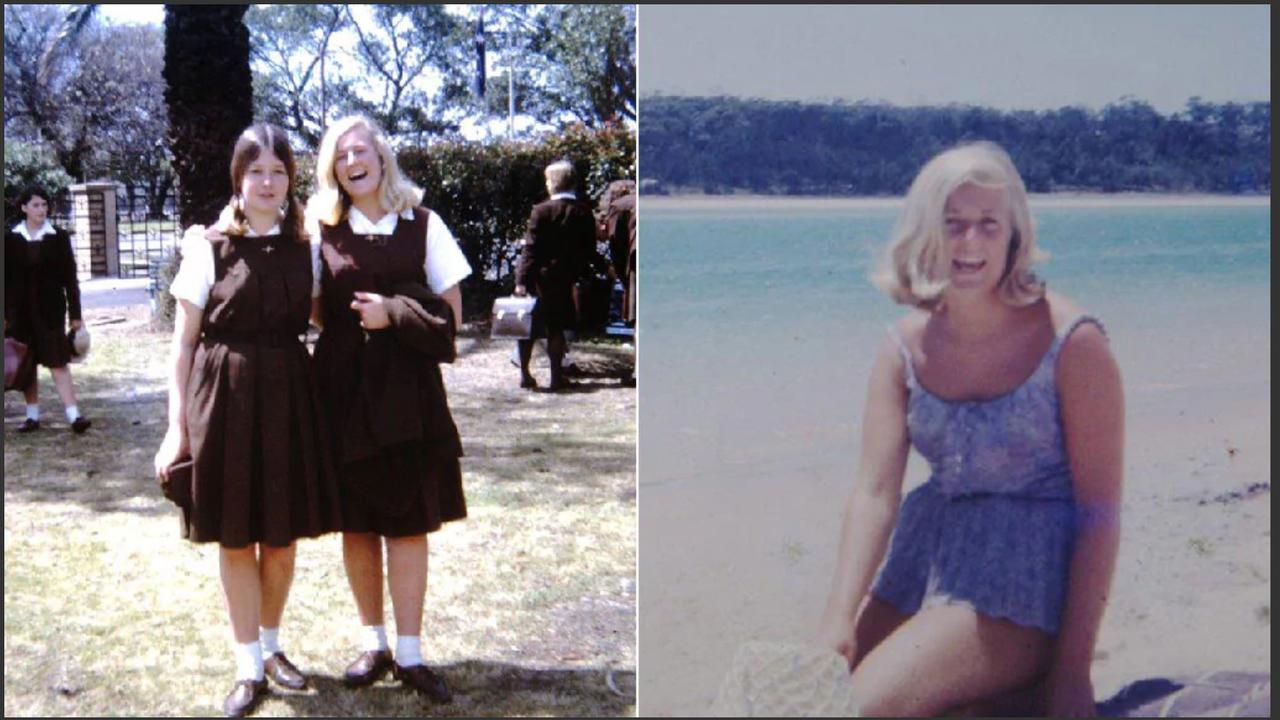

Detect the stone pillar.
xmin=69 ymin=182 xmax=118 ymax=279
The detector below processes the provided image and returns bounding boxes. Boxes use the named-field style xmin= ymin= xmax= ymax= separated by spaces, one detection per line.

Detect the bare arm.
xmin=154 ymin=300 xmax=202 ymax=476
xmin=439 ymin=284 xmax=462 ymax=332
xmin=1049 ymin=322 xmax=1124 ymax=716
xmin=817 ymin=333 xmax=911 ymax=662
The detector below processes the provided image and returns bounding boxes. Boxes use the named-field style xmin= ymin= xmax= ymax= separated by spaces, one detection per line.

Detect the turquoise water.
xmin=638 ymin=202 xmax=1271 ymax=488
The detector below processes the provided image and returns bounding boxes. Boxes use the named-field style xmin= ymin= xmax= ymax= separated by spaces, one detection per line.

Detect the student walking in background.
xmin=5 ymin=186 xmax=92 ymax=434
xmin=513 ymin=160 xmax=597 ymax=391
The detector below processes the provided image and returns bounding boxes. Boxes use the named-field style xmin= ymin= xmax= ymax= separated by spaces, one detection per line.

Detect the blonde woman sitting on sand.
xmin=716 ymin=140 xmax=1126 ymax=712
xmin=805 ymin=142 xmax=1124 ymax=717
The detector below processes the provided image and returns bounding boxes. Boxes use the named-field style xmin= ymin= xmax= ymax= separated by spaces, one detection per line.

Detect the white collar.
xmin=12 ymin=220 xmax=55 ymax=241
xmin=348 ymin=205 xmax=415 ymax=235
xmin=246 ymin=224 xmax=281 ymax=237
xmin=550 ymin=192 xmax=577 ymax=201
xmin=212 ymin=206 xmax=281 ymax=236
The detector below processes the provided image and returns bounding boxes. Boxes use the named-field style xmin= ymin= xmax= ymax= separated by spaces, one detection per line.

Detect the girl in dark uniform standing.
xmin=306 ymin=115 xmax=470 ymax=703
xmin=154 ymin=124 xmax=342 ymax=717
xmin=4 ymin=186 xmax=91 ymax=433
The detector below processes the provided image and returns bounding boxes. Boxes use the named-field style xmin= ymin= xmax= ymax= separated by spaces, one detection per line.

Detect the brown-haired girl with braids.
xmin=154 ymin=123 xmax=342 ymax=717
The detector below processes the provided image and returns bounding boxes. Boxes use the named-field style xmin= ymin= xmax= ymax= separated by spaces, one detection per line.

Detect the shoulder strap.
xmin=885 ymin=323 xmax=918 ymax=386
xmin=1056 ymin=314 xmax=1108 ymax=344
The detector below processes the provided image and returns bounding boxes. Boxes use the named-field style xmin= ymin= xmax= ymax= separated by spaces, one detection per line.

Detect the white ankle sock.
xmin=233 ymin=640 xmax=265 ymax=681
xmin=260 ymin=627 xmax=281 ymax=657
xmin=26 ymin=405 xmax=39 ymax=421
xmin=64 ymin=405 xmax=80 ymax=422
xmin=362 ymin=625 xmax=389 ymax=653
xmin=395 ymin=635 xmax=422 ymax=667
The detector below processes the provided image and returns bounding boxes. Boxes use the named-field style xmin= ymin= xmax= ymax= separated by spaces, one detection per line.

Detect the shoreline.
xmin=642 ymin=192 xmax=1271 ymax=211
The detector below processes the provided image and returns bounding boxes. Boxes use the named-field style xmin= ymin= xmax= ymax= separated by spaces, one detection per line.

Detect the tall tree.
xmin=4 ymin=4 xmax=101 ymax=179
xmin=246 ymin=4 xmax=350 ymax=149
xmin=344 ymin=4 xmax=468 ymax=142
xmin=163 ymin=5 xmax=253 ymax=227
xmin=538 ymin=4 xmax=636 ymax=126
xmin=471 ymin=5 xmax=636 ymax=130
xmin=77 ymin=22 xmax=171 ymax=216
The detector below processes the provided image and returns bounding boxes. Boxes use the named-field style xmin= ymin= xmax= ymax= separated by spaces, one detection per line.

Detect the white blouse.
xmin=306 ymin=206 xmax=473 ymax=295
xmin=169 ymin=222 xmax=322 ymax=309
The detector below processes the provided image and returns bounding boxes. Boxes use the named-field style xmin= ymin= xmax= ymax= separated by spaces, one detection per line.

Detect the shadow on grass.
xmin=6 ymin=313 xmax=636 ymax=516
xmin=272 ymin=661 xmax=634 ymax=717
xmin=4 ymin=382 xmax=173 ymax=515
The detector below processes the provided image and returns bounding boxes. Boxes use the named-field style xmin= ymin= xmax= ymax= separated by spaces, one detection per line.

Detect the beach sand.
xmin=637 ymin=299 xmax=1271 ymax=715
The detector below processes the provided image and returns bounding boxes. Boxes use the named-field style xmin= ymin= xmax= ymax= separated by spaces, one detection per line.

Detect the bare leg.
xmin=386 ymin=534 xmax=429 ymax=638
xmin=851 ymin=596 xmax=910 ymax=667
xmin=220 ymin=546 xmax=263 ymax=644
xmin=22 ymin=375 xmax=38 ymax=405
xmin=848 ymin=603 xmax=1053 ymax=716
xmin=49 ymin=365 xmax=78 ymax=409
xmin=517 ymin=340 xmax=537 ymax=387
xmin=343 ymin=532 xmax=385 ymax=626
xmin=258 ymin=543 xmax=296 ymax=630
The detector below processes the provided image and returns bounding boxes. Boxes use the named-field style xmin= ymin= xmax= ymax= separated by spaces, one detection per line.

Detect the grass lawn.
xmin=4 ymin=305 xmax=636 ymax=717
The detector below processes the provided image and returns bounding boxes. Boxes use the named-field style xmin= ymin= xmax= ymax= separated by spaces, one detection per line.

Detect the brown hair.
xmin=222 ymin=123 xmax=307 ymax=243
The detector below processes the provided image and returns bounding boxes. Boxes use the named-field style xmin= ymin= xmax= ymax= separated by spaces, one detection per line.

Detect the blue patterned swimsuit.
xmin=870 ymin=314 xmax=1105 ymax=634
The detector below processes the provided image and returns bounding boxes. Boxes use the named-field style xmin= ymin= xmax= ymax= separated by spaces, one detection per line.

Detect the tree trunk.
xmin=148 ymin=174 xmax=174 ymax=220
xmin=163 ymin=6 xmax=253 ymax=228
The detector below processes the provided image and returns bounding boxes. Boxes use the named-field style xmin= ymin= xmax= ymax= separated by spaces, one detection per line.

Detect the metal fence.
xmin=47 ymin=181 xmax=182 ymax=280
xmin=115 ymin=183 xmax=182 ymax=279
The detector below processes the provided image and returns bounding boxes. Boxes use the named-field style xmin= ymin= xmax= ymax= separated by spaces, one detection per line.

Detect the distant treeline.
xmin=640 ymin=95 xmax=1271 ymax=195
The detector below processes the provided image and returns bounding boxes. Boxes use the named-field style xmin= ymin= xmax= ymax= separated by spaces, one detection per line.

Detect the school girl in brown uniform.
xmin=5 ymin=186 xmax=91 ymax=433
xmin=306 ymin=115 xmax=470 ymax=703
xmin=154 ymin=124 xmax=342 ymax=717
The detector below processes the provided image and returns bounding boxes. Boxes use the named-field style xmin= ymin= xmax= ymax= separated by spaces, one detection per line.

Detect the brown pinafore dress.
xmin=313 ymin=208 xmax=466 ymax=537
xmin=183 ymin=234 xmax=342 ymax=548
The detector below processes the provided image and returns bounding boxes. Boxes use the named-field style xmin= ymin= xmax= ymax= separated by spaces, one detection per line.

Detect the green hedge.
xmin=399 ymin=124 xmax=635 ymax=319
xmin=151 ymin=126 xmax=635 ymax=327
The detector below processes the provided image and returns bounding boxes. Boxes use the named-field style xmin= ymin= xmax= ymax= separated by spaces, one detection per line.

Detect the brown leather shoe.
xmin=70 ymin=416 xmax=91 ymax=434
xmin=16 ymin=418 xmax=40 ymax=433
xmin=393 ymin=663 xmax=453 ymax=704
xmin=264 ymin=652 xmax=307 ymax=690
xmin=343 ymin=649 xmax=393 ymax=687
xmin=222 ymin=678 xmax=267 ymax=717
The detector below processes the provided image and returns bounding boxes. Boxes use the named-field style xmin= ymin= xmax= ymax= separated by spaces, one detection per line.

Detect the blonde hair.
xmin=220 ymin=123 xmax=307 ymax=243
xmin=873 ymin=141 xmax=1046 ymax=309
xmin=545 ymin=160 xmax=576 ymax=193
xmin=307 ymin=114 xmax=423 ymax=227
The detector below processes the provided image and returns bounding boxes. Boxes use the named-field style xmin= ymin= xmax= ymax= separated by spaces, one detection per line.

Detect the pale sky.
xmin=638 ymin=5 xmax=1271 ymax=113
xmin=95 ymin=4 xmax=548 ymax=140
